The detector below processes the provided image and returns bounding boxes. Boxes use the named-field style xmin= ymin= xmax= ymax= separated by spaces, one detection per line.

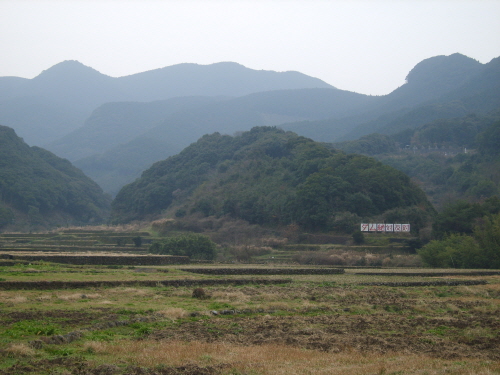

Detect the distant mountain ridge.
xmin=0 ymin=60 xmax=334 ymax=145
xmin=283 ymin=53 xmax=499 ymax=142
xmin=67 ymin=53 xmax=498 ymax=194
xmin=2 ymin=53 xmax=498 ymax=197
xmin=65 ymin=87 xmax=379 ymax=194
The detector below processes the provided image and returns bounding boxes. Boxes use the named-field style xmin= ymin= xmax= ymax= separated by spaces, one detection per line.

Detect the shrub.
xmin=192 ymin=288 xmax=210 ymax=299
xmin=418 ymin=212 xmax=500 ymax=268
xmin=149 ymin=233 xmax=217 ymax=260
xmin=132 ymin=236 xmax=142 ymax=247
xmin=418 ymin=234 xmax=482 ymax=268
xmin=352 ymin=230 xmax=365 ymax=244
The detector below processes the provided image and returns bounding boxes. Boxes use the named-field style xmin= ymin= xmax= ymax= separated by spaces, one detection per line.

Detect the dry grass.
xmin=1 ymin=295 xmax=28 ymax=304
xmin=103 ymin=287 xmax=155 ymax=300
xmin=87 ymin=339 xmax=500 ymax=374
xmin=120 ymin=288 xmax=153 ymax=296
xmin=292 ymin=250 xmax=422 ymax=267
xmin=211 ymin=290 xmax=251 ymax=302
xmin=5 ymin=343 xmax=35 ymax=357
xmin=1 ymin=265 xmax=499 ymax=374
xmin=54 ymin=223 xmax=147 ymax=233
xmin=56 ymin=293 xmax=88 ymax=301
xmin=157 ymin=307 xmax=189 ymax=320
xmin=82 ymin=341 xmax=108 ymax=354
xmin=97 ymin=300 xmax=114 ymax=305
xmin=35 ymin=294 xmax=52 ymax=301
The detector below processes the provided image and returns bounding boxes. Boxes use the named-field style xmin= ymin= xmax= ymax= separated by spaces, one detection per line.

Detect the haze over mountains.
xmin=1 ymin=53 xmax=499 ymax=196
xmin=0 ymin=60 xmax=332 ymax=145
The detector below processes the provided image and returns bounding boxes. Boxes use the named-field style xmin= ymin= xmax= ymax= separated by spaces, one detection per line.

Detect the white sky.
xmin=1 ymin=0 xmax=499 ymax=95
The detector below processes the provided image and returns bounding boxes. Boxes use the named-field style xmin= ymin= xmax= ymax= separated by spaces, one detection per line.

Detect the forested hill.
xmin=111 ymin=127 xmax=433 ymax=232
xmin=331 ymin=112 xmax=500 ymax=209
xmin=0 ymin=125 xmax=110 ymax=230
xmin=49 ymin=53 xmax=498 ymax=196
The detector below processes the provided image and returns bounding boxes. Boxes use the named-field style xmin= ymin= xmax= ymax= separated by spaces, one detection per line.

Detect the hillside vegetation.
xmin=111 ymin=127 xmax=433 ymax=232
xmin=49 ymin=53 xmax=500 ymax=195
xmin=0 ymin=125 xmax=110 ymax=230
xmin=332 ymin=111 xmax=500 ymax=208
xmin=71 ymin=88 xmax=377 ymax=194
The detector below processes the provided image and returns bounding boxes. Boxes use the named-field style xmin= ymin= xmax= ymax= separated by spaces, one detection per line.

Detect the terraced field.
xmin=1 ymin=257 xmax=499 ymax=374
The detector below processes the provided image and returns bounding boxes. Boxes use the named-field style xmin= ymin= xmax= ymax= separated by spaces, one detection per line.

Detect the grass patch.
xmin=3 ymin=320 xmax=59 ymax=339
xmin=0 ymin=260 xmax=499 ymax=374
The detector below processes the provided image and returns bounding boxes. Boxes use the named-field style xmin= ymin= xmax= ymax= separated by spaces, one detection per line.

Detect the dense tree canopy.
xmin=419 ymin=211 xmax=500 ymax=269
xmin=0 ymin=125 xmax=110 ymax=229
xmin=112 ymin=127 xmax=432 ymax=232
xmin=431 ymin=196 xmax=500 ymax=239
xmin=333 ymin=114 xmax=500 ymax=208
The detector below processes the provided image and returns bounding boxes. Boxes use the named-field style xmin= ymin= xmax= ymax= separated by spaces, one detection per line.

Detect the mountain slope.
xmin=0 ymin=60 xmax=334 ymax=145
xmin=71 ymin=88 xmax=379 ymax=194
xmin=111 ymin=127 xmax=433 ymax=232
xmin=331 ymin=111 xmax=500 ymax=209
xmin=282 ymin=53 xmax=495 ymax=142
xmin=47 ymin=96 xmax=223 ymax=161
xmin=0 ymin=124 xmax=111 ymax=231
xmin=116 ymin=61 xmax=333 ymax=101
xmin=62 ymin=54 xmax=500 ymax=195
xmin=383 ymin=53 xmax=483 ymax=109
xmin=333 ymin=55 xmax=500 ymax=141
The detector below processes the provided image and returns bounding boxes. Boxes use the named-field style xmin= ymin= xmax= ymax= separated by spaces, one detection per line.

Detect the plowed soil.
xmin=1 ymin=282 xmax=499 ymax=374
xmin=150 ymin=312 xmax=500 ymax=360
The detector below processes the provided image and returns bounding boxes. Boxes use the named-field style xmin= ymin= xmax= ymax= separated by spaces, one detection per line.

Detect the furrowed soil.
xmin=0 ymin=265 xmax=499 ymax=374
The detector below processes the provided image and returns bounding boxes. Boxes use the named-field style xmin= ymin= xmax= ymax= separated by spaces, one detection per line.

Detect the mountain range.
xmin=0 ymin=60 xmax=332 ymax=145
xmin=1 ymin=53 xmax=499 ymax=196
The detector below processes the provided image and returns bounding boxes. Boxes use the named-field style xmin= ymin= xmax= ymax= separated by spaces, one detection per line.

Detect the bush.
xmin=418 ymin=234 xmax=482 ymax=268
xmin=352 ymin=230 xmax=365 ymax=244
xmin=149 ymin=233 xmax=217 ymax=260
xmin=132 ymin=236 xmax=142 ymax=247
xmin=192 ymin=288 xmax=210 ymax=299
xmin=418 ymin=212 xmax=500 ymax=268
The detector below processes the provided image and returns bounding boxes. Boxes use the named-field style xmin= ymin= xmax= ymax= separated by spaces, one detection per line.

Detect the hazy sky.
xmin=1 ymin=0 xmax=499 ymax=95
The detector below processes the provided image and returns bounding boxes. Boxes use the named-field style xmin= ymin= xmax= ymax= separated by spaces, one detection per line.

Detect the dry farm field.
xmin=0 ymin=261 xmax=499 ymax=374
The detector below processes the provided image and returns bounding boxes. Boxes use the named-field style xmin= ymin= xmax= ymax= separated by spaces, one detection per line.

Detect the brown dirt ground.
xmin=1 ymin=284 xmax=499 ymax=374
xmin=149 ymin=313 xmax=500 ymax=360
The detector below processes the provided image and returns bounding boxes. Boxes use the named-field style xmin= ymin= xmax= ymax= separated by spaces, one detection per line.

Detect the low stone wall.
xmin=7 ymin=254 xmax=189 ymax=266
xmin=298 ymin=234 xmax=350 ymax=244
xmin=359 ymin=280 xmax=488 ymax=287
xmin=179 ymin=268 xmax=345 ymax=275
xmin=0 ymin=278 xmax=292 ymax=290
xmin=355 ymin=271 xmax=500 ymax=277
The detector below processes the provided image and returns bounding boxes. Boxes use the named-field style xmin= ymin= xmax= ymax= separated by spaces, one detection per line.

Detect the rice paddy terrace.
xmin=0 ymin=229 xmax=499 ymax=374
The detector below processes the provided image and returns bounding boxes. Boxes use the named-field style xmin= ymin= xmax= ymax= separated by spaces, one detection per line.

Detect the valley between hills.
xmin=0 ymin=53 xmax=499 ymax=374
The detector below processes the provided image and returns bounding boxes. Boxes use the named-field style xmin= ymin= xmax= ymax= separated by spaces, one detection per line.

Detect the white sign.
xmin=360 ymin=223 xmax=410 ymax=232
